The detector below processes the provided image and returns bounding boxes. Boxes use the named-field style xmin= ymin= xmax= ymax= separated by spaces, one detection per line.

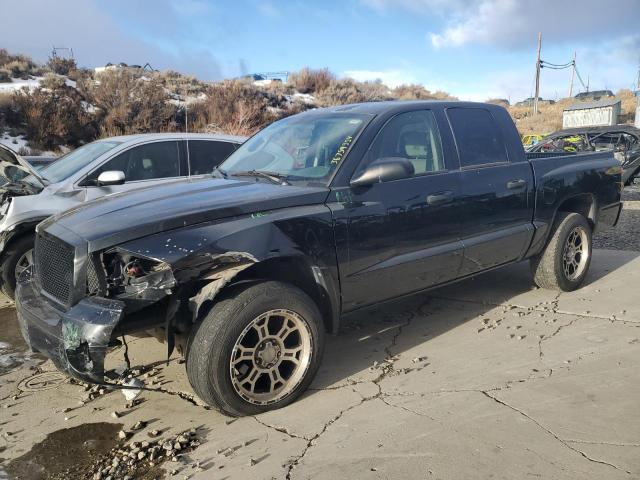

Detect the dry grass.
xmin=288 ymin=68 xmax=334 ymax=94
xmin=153 ymin=70 xmax=208 ymax=97
xmin=315 ymin=78 xmax=391 ymax=106
xmin=12 ymin=85 xmax=97 ymax=150
xmin=188 ymin=80 xmax=279 ymax=136
xmin=46 ymin=57 xmax=77 ymax=76
xmin=393 ymin=84 xmax=457 ymax=101
xmin=508 ymin=90 xmax=637 ymax=134
xmin=88 ymin=69 xmax=179 ymax=137
xmin=0 ymin=68 xmax=11 ymax=83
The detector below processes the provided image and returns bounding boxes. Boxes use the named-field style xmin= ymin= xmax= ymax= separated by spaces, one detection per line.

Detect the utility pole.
xmin=533 ymin=32 xmax=542 ymax=114
xmin=185 ymin=101 xmax=188 ymax=133
xmin=635 ymin=65 xmax=640 ymax=128
xmin=568 ymin=51 xmax=576 ymax=98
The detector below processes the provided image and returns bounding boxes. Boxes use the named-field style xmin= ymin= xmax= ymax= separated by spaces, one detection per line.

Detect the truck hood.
xmin=41 ymin=176 xmax=330 ymax=251
xmin=0 ymin=143 xmax=46 ymax=193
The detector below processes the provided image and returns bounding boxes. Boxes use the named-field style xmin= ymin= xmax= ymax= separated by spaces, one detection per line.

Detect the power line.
xmin=540 ymin=60 xmax=574 ymax=69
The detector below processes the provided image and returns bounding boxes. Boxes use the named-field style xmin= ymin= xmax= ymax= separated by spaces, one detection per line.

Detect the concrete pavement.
xmin=1 ymin=248 xmax=639 ymax=479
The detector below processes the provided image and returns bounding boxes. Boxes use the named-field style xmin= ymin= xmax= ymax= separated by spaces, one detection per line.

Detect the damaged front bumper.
xmin=16 ymin=269 xmax=125 ymax=383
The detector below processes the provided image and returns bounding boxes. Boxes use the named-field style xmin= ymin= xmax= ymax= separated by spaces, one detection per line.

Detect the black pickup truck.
xmin=16 ymin=101 xmax=622 ymax=416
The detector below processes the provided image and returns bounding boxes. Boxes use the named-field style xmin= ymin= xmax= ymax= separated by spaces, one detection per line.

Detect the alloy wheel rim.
xmin=230 ymin=309 xmax=312 ymax=405
xmin=562 ymin=226 xmax=589 ymax=281
xmin=15 ymin=248 xmax=33 ymax=279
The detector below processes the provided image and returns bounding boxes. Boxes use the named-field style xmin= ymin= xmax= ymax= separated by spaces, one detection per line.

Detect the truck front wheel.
xmin=531 ymin=212 xmax=592 ymax=291
xmin=186 ymin=281 xmax=325 ymax=416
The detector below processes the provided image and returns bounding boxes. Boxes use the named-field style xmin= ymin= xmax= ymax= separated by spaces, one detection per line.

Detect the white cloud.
xmin=363 ymin=0 xmax=640 ymax=50
xmin=429 ymin=0 xmax=526 ymax=48
xmin=343 ymin=69 xmax=418 ymax=88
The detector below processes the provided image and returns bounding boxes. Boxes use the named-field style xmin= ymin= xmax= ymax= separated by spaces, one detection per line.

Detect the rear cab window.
xmin=447 ymin=108 xmax=508 ymax=167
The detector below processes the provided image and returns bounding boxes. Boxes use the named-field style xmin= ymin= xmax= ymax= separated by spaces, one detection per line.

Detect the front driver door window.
xmin=119 ymin=141 xmax=181 ymax=181
xmin=84 ymin=141 xmax=181 ymax=185
xmin=83 ymin=141 xmax=182 ymax=200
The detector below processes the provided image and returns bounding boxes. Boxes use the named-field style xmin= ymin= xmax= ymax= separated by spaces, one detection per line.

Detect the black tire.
xmin=1 ymin=235 xmax=35 ymax=300
xmin=530 ymin=212 xmax=592 ymax=291
xmin=186 ymin=281 xmax=325 ymax=416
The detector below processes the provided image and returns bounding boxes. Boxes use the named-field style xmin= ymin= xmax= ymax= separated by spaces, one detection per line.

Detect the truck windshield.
xmin=40 ymin=141 xmax=122 ymax=184
xmin=220 ymin=112 xmax=370 ymax=184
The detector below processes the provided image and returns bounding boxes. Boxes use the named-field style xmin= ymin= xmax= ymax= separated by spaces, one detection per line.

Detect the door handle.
xmin=506 ymin=179 xmax=527 ymax=190
xmin=427 ymin=191 xmax=454 ymax=206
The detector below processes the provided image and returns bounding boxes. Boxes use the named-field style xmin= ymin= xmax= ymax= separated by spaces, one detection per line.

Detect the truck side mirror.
xmin=350 ymin=158 xmax=415 ymax=188
xmin=97 ymin=170 xmax=126 ymax=186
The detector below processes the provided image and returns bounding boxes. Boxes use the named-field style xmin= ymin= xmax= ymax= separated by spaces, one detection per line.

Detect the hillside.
xmin=0 ymin=50 xmax=457 ymax=154
xmin=0 ymin=48 xmax=636 ymax=154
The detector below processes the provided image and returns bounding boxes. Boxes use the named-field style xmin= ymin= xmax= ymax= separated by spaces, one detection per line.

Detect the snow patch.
xmin=291 ymin=92 xmax=316 ymax=104
xmin=0 ymin=131 xmax=28 ymax=152
xmin=0 ymin=77 xmax=42 ymax=93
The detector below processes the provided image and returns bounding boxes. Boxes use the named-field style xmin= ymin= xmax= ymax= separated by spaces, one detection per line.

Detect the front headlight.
xmin=103 ymin=248 xmax=176 ymax=300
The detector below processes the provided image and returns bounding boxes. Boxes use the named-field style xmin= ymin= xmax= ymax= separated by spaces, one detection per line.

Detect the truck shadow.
xmin=310 ymin=251 xmax=638 ymax=391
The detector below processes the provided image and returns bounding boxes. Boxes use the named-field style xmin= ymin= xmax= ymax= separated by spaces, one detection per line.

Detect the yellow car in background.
xmin=521 ymin=134 xmax=547 ymax=146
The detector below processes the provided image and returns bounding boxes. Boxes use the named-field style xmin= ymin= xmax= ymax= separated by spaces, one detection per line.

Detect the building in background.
xmin=563 ymin=99 xmax=622 ymax=128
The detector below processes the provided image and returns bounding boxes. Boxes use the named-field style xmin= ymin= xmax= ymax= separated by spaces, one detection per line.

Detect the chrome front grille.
xmin=35 ymin=233 xmax=75 ymax=306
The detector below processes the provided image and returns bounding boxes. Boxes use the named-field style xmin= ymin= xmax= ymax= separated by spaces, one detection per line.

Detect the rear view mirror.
xmin=97 ymin=170 xmax=125 ymax=186
xmin=350 ymin=157 xmax=415 ymax=188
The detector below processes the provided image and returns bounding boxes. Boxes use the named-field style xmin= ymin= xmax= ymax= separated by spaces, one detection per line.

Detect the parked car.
xmin=16 ymin=101 xmax=622 ymax=416
xmin=574 ymin=90 xmax=614 ymax=102
xmin=527 ymin=125 xmax=640 ymax=185
xmin=514 ymin=97 xmax=555 ymax=107
xmin=521 ymin=133 xmax=547 ymax=146
xmin=0 ymin=133 xmax=245 ymax=298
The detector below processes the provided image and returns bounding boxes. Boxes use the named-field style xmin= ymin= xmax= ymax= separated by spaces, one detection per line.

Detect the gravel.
xmin=593 ymin=185 xmax=640 ymax=252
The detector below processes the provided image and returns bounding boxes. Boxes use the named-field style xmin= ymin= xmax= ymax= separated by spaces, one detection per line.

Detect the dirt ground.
xmin=1 ymin=206 xmax=640 ymax=479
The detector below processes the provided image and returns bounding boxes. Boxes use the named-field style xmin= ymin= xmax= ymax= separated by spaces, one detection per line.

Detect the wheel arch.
xmin=526 ymin=193 xmax=596 ymax=259
xmin=187 ymin=255 xmax=340 ymax=335
xmin=555 ymin=193 xmax=596 ymax=229
xmin=0 ymin=219 xmax=43 ymax=255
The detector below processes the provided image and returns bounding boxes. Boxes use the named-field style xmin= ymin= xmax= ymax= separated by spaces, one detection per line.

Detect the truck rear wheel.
xmin=1 ymin=235 xmax=35 ymax=300
xmin=186 ymin=281 xmax=325 ymax=416
xmin=531 ymin=212 xmax=592 ymax=292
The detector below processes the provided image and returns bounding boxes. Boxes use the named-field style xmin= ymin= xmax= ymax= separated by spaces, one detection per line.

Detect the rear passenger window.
xmin=447 ymin=108 xmax=508 ymax=167
xmin=361 ymin=110 xmax=445 ymax=175
xmin=188 ymin=140 xmax=237 ymax=175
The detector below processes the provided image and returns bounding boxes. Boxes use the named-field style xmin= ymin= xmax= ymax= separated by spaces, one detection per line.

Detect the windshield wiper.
xmin=212 ymin=166 xmax=228 ymax=179
xmin=231 ymin=170 xmax=290 ymax=185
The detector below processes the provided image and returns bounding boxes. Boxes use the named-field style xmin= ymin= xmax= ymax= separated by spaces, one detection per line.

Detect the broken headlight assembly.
xmin=102 ymin=249 xmax=176 ymax=304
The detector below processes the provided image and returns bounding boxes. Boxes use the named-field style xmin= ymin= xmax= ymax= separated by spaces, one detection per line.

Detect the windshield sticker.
xmin=331 ymin=135 xmax=354 ymax=165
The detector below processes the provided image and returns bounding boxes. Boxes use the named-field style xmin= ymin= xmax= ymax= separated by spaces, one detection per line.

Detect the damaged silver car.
xmin=0 ymin=134 xmax=245 ymax=299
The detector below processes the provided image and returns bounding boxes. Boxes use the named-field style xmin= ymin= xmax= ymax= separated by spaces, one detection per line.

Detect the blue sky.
xmin=3 ymin=0 xmax=640 ymax=101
